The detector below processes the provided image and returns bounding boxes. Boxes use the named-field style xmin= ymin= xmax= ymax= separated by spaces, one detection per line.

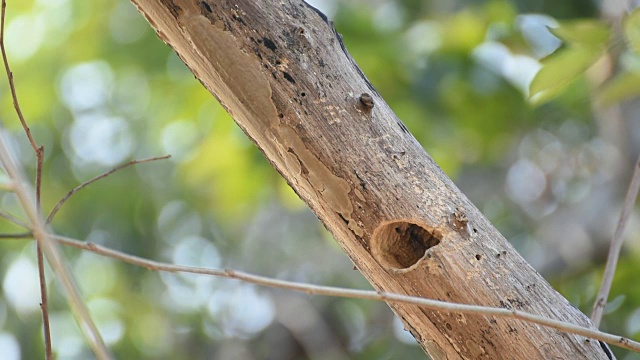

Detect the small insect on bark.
xmin=359 ymin=93 xmax=374 ymax=110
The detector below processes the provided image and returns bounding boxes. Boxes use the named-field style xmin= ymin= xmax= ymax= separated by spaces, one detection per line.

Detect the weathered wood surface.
xmin=130 ymin=0 xmax=609 ymax=358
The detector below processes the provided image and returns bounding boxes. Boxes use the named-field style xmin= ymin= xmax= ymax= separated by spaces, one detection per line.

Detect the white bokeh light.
xmin=207 ymin=285 xmax=275 ymax=339
xmin=517 ymin=14 xmax=561 ymax=59
xmin=2 ymin=257 xmax=40 ymax=315
xmin=473 ymin=41 xmax=541 ymax=96
xmin=161 ymin=120 xmax=200 ymax=161
xmin=506 ymin=158 xmax=547 ymax=204
xmin=0 ymin=332 xmax=20 ymax=360
xmin=50 ymin=312 xmax=84 ymax=359
xmin=5 ymin=14 xmax=45 ymax=61
xmin=69 ymin=113 xmax=133 ymax=166
xmin=60 ymin=61 xmax=114 ymax=112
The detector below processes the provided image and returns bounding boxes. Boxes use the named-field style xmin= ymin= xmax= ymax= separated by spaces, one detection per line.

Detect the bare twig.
xmin=0 ymin=210 xmax=28 ymax=228
xmin=0 ymin=2 xmax=52 ymax=356
xmin=0 ymin=133 xmax=111 ymax=359
xmin=1 ymin=228 xmax=637 ymax=352
xmin=35 ymin=241 xmax=51 ymax=360
xmin=35 ymin=148 xmax=52 ymax=360
xmin=0 ymin=231 xmax=31 ymax=238
xmin=41 ymin=233 xmax=639 ymax=354
xmin=46 ymin=155 xmax=171 ymax=224
xmin=592 ymin=154 xmax=640 ymax=327
xmin=0 ymin=0 xmax=38 ymax=152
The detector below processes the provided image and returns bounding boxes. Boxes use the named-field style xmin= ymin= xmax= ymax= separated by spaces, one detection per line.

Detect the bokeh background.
xmin=0 ymin=0 xmax=639 ymax=358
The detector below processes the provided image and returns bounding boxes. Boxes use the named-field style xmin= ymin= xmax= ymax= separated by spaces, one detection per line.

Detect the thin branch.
xmin=48 ymin=234 xmax=640 ymax=354
xmin=592 ymin=154 xmax=640 ymax=327
xmin=0 ymin=133 xmax=112 ymax=359
xmin=2 ymin=0 xmax=52 ymax=355
xmin=34 ymin=146 xmax=52 ymax=360
xmin=46 ymin=155 xmax=171 ymax=224
xmin=0 ymin=210 xmax=28 ymax=228
xmin=36 ymin=242 xmax=51 ymax=360
xmin=0 ymin=0 xmax=38 ymax=152
xmin=0 ymin=180 xmax=14 ymax=191
xmin=0 ymin=231 xmax=31 ymax=238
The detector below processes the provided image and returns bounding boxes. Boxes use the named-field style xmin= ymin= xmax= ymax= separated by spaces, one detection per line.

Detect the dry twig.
xmin=0 ymin=1 xmax=110 ymax=354
xmin=0 ymin=1 xmax=51 ymax=356
xmin=0 ymin=210 xmax=28 ymax=228
xmin=22 ymin=233 xmax=638 ymax=354
xmin=0 ymin=133 xmax=112 ymax=359
xmin=46 ymin=155 xmax=171 ymax=224
xmin=592 ymin=154 xmax=640 ymax=326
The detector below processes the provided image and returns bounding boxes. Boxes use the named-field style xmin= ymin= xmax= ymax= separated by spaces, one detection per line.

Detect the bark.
xmin=130 ymin=0 xmax=610 ymax=358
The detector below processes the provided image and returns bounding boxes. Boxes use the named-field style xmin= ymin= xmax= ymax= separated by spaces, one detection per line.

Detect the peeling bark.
xmin=130 ymin=0 xmax=610 ymax=358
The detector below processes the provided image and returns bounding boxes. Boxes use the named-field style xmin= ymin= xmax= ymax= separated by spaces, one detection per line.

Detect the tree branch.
xmin=40 ymin=233 xmax=638 ymax=354
xmin=0 ymin=132 xmax=112 ymax=359
xmin=592 ymin=154 xmax=640 ymax=326
xmin=46 ymin=155 xmax=171 ymax=224
xmin=128 ymin=1 xmax=610 ymax=357
xmin=1 ymin=1 xmax=51 ymax=356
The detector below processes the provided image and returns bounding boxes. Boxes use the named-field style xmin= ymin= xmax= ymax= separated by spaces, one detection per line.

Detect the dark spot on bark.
xmin=300 ymin=92 xmax=306 ymax=97
xmin=263 ymin=37 xmax=277 ymax=51
xmin=278 ymin=113 xmax=284 ymax=118
xmin=475 ymin=254 xmax=481 ymax=260
xmin=161 ymin=0 xmax=182 ymax=18
xmin=354 ymin=171 xmax=367 ymax=190
xmin=199 ymin=1 xmax=212 ymax=13
xmin=506 ymin=298 xmax=527 ymax=309
xmin=526 ymin=284 xmax=535 ymax=291
xmin=397 ymin=120 xmax=410 ymax=134
xmin=445 ymin=323 xmax=452 ymax=331
xmin=338 ymin=213 xmax=348 ymax=224
xmin=359 ymin=93 xmax=374 ymax=110
xmin=283 ymin=72 xmax=295 ymax=83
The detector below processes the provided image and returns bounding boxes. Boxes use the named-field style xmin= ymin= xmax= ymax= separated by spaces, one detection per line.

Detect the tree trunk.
xmin=130 ymin=0 xmax=610 ymax=358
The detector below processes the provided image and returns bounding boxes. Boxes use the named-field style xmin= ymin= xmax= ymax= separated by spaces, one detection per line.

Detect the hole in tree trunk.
xmin=372 ymin=220 xmax=440 ymax=271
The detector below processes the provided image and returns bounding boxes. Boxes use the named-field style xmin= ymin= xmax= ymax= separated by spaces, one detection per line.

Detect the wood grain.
xmin=129 ymin=0 xmax=610 ymax=358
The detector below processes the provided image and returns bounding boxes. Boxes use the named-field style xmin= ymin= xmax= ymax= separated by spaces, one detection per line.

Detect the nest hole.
xmin=372 ymin=221 xmax=440 ymax=271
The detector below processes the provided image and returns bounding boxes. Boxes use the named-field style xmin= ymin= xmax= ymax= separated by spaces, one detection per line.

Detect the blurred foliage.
xmin=0 ymin=0 xmax=638 ymax=359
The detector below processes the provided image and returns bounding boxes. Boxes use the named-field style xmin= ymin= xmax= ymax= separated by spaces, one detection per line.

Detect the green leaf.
xmin=549 ymin=20 xmax=610 ymax=49
xmin=624 ymin=8 xmax=640 ymax=53
xmin=529 ymin=47 xmax=602 ymax=104
xmin=597 ymin=71 xmax=640 ymax=105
